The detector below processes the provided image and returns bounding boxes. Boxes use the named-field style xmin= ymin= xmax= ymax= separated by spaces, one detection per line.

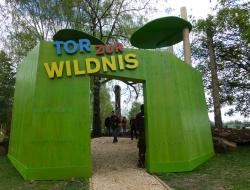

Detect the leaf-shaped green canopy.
xmin=53 ymin=29 xmax=105 ymax=45
xmin=130 ymin=16 xmax=192 ymax=49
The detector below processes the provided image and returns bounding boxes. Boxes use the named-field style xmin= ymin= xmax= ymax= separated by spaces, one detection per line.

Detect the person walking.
xmin=136 ymin=104 xmax=145 ymax=167
xmin=104 ymin=116 xmax=111 ymax=136
xmin=121 ymin=117 xmax=127 ymax=136
xmin=110 ymin=111 xmax=119 ymax=143
xmin=130 ymin=117 xmax=137 ymax=140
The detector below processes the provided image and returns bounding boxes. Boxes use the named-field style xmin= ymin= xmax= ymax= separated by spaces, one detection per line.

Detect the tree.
xmin=114 ymin=85 xmax=121 ymax=117
xmin=4 ymin=31 xmax=38 ymax=64
xmin=1 ymin=0 xmax=151 ymax=59
xmin=193 ymin=16 xmax=223 ymax=128
xmin=0 ymin=51 xmax=15 ymax=126
xmin=215 ymin=1 xmax=250 ymax=117
xmin=192 ymin=0 xmax=250 ymax=123
xmin=205 ymin=16 xmax=223 ymax=128
xmin=128 ymin=101 xmax=141 ymax=119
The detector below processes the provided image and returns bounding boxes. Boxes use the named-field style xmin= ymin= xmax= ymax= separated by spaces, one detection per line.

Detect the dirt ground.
xmin=90 ymin=137 xmax=168 ymax=190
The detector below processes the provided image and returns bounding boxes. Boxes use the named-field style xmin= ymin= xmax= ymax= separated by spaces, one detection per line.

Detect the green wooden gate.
xmin=8 ymin=41 xmax=214 ymax=180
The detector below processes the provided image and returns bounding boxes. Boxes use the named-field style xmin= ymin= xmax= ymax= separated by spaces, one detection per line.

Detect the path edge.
xmin=153 ymin=175 xmax=172 ymax=190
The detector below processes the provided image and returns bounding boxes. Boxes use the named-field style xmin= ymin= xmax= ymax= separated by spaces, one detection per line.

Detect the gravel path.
xmin=90 ymin=137 xmax=169 ymax=190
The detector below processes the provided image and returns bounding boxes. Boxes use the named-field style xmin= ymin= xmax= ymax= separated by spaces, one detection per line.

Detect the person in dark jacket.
xmin=104 ymin=116 xmax=111 ymax=136
xmin=110 ymin=111 xmax=120 ymax=143
xmin=136 ymin=104 xmax=145 ymax=167
xmin=130 ymin=117 xmax=137 ymax=140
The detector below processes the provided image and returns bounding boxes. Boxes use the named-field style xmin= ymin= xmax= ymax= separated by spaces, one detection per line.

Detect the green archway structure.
xmin=8 ymin=18 xmax=214 ymax=180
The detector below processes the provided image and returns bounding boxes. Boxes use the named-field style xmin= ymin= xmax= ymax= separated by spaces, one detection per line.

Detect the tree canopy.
xmin=128 ymin=101 xmax=141 ymax=119
xmin=1 ymin=0 xmax=153 ymax=62
xmin=0 ymin=51 xmax=15 ymax=125
xmin=192 ymin=0 xmax=250 ymax=119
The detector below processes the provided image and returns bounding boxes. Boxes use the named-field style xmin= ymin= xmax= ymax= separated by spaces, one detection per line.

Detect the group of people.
xmin=104 ymin=104 xmax=145 ymax=167
xmin=105 ymin=113 xmax=128 ymax=138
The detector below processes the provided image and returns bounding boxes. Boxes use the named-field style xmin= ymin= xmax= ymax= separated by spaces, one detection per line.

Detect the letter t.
xmin=53 ymin=41 xmax=64 ymax=55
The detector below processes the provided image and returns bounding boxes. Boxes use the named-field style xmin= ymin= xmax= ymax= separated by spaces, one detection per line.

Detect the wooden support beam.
xmin=180 ymin=7 xmax=192 ymax=65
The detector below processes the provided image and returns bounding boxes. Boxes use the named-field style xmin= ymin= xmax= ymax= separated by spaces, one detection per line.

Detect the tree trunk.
xmin=114 ymin=85 xmax=121 ymax=117
xmin=92 ymin=76 xmax=102 ymax=137
xmin=206 ymin=27 xmax=223 ymax=128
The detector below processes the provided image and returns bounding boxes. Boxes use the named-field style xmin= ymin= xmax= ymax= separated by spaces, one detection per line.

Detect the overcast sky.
xmin=149 ymin=0 xmax=217 ymax=19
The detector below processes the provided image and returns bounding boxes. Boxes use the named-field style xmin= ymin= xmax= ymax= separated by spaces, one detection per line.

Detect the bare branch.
xmin=105 ymin=0 xmax=126 ymax=43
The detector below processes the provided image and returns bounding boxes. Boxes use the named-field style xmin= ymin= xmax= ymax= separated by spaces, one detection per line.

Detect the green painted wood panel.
xmin=9 ymin=41 xmax=214 ymax=180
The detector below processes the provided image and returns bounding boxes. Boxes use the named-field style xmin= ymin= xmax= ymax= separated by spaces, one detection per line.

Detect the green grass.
xmin=158 ymin=146 xmax=250 ymax=190
xmin=0 ymin=156 xmax=89 ymax=190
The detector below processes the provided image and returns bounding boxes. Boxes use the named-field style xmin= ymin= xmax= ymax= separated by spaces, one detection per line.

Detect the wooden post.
xmin=180 ymin=7 xmax=191 ymax=65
